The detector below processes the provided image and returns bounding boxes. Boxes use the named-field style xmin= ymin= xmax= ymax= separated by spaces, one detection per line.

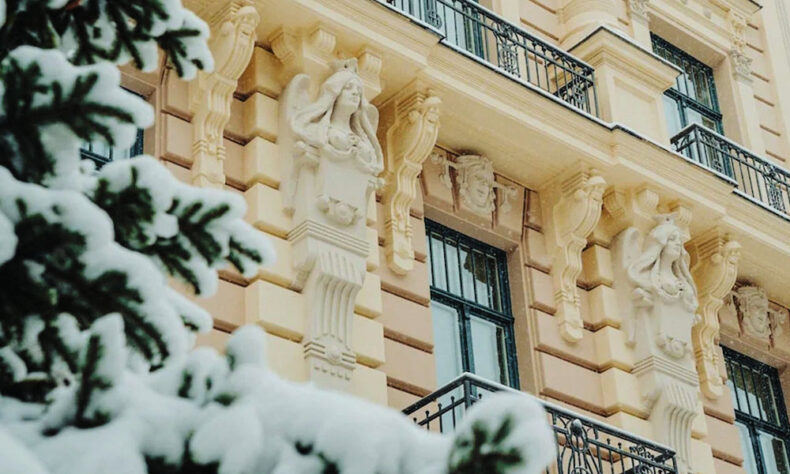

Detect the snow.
xmin=189 ymin=403 xmax=265 ymax=474
xmin=449 ymin=393 xmax=556 ymax=474
xmin=0 ymin=346 xmax=26 ymax=382
xmin=0 ymin=427 xmax=48 ymax=474
xmin=2 ymin=322 xmax=555 ymax=474
xmin=6 ymin=48 xmax=153 ymax=177
xmin=165 ymin=287 xmax=213 ymax=334
xmin=0 ymin=209 xmax=16 ymax=266
xmin=225 ymin=324 xmax=268 ymax=369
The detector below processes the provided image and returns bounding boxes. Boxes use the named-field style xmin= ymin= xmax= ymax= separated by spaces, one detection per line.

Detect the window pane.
xmin=469 ymin=314 xmax=509 ymax=385
xmin=736 ymin=421 xmax=760 ymax=474
xmin=459 ymin=244 xmax=476 ymax=302
xmin=760 ymin=431 xmax=790 ymax=474
xmin=429 ymin=234 xmax=447 ymax=291
xmin=472 ymin=249 xmax=490 ymax=307
xmin=487 ymin=255 xmax=502 ymax=312
xmin=445 ymin=237 xmax=461 ymax=295
xmin=431 ymin=301 xmax=464 ymax=386
xmin=663 ymin=95 xmax=683 ymax=137
xmin=761 ymin=372 xmax=781 ymax=425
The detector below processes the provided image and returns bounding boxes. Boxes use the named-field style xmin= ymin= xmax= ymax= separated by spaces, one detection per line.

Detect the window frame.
xmin=80 ymin=128 xmax=144 ymax=168
xmin=426 ymin=219 xmax=520 ymax=388
xmin=80 ymin=89 xmax=145 ymax=168
xmin=651 ymin=34 xmax=724 ymax=135
xmin=724 ymin=346 xmax=790 ymax=474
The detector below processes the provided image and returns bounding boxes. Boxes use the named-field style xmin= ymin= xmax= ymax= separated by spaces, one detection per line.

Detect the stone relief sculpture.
xmin=734 ymin=285 xmax=772 ymax=340
xmin=278 ymin=58 xmax=383 ymax=389
xmin=281 ymin=58 xmax=384 ymax=225
xmin=612 ymin=214 xmax=699 ymax=474
xmin=626 ymin=214 xmax=699 ymax=358
xmin=432 ymin=153 xmax=516 ymax=216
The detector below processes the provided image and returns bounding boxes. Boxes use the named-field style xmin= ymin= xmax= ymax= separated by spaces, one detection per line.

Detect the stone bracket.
xmin=189 ymin=0 xmax=260 ymax=188
xmin=289 ymin=220 xmax=368 ymax=386
xmin=380 ymin=87 xmax=441 ymax=275
xmin=542 ymin=165 xmax=607 ymax=342
xmin=689 ymin=228 xmax=740 ymax=400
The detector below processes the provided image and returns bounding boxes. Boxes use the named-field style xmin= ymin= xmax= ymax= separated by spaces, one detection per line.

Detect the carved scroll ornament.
xmin=382 ymin=90 xmax=441 ymax=275
xmin=190 ymin=0 xmax=260 ymax=188
xmin=548 ymin=169 xmax=606 ymax=342
xmin=689 ymin=231 xmax=740 ymax=399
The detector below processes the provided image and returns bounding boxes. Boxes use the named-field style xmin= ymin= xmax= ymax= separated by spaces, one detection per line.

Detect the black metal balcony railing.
xmin=403 ymin=373 xmax=678 ymax=474
xmin=381 ymin=0 xmax=599 ymax=117
xmin=671 ymin=124 xmax=790 ymax=216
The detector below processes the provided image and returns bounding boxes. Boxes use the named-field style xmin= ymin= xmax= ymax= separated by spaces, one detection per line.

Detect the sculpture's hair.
xmin=627 ymin=215 xmax=697 ymax=310
xmin=289 ymin=60 xmax=383 ymax=174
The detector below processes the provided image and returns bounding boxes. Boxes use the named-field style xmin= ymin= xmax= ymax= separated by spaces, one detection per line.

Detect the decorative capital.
xmin=727 ymin=10 xmax=753 ymax=81
xmin=269 ymin=26 xmax=338 ymax=88
xmin=600 ymin=185 xmax=659 ymax=240
xmin=689 ymin=229 xmax=740 ymax=399
xmin=189 ymin=0 xmax=259 ymax=188
xmin=628 ymin=0 xmax=650 ymax=23
xmin=381 ymin=88 xmax=441 ymax=275
xmin=544 ymin=166 xmax=606 ymax=342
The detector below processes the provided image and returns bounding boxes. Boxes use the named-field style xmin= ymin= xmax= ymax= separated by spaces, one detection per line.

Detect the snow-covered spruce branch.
xmin=0 ymin=0 xmax=212 ymax=77
xmin=1 ymin=324 xmax=556 ymax=474
xmin=0 ymin=0 xmax=557 ymax=472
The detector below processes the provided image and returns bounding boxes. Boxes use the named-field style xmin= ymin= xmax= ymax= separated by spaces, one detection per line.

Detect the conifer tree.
xmin=0 ymin=1 xmax=556 ymax=473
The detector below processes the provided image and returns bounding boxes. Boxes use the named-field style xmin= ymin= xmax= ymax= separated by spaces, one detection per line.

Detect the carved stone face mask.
xmin=468 ymin=168 xmax=492 ymax=208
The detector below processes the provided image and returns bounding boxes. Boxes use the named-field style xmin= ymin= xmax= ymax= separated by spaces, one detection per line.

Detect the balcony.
xmin=403 ymin=373 xmax=678 ymax=474
xmin=378 ymin=0 xmax=599 ymax=117
xmin=671 ymin=124 xmax=790 ymax=218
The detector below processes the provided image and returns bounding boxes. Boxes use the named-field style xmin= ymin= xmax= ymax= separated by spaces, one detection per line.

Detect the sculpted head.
xmin=627 ymin=214 xmax=697 ymax=310
xmin=736 ymin=286 xmax=770 ymax=337
xmin=456 ymin=155 xmax=495 ymax=214
xmin=290 ymin=58 xmax=383 ymax=174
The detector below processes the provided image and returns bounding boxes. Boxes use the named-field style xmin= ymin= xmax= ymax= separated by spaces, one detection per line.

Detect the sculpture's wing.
xmin=615 ymin=227 xmax=642 ymax=272
xmin=610 ymin=227 xmax=642 ymax=345
xmin=278 ymin=74 xmax=311 ymax=213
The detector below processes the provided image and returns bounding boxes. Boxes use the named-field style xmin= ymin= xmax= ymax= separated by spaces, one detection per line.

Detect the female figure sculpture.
xmin=277 ymin=58 xmax=384 ymax=388
xmin=280 ymin=58 xmax=383 ymax=225
xmin=627 ymin=214 xmax=698 ymax=359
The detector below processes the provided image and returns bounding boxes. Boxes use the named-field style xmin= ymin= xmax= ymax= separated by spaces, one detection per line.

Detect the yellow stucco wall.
xmin=116 ymin=0 xmax=790 ymax=472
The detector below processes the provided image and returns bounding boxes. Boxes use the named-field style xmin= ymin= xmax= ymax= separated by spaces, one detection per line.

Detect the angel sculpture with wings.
xmin=279 ymin=58 xmax=384 ymax=224
xmin=622 ymin=214 xmax=698 ymax=359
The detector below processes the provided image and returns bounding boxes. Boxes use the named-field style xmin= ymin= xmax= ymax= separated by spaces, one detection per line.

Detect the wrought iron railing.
xmin=671 ymin=124 xmax=790 ymax=216
xmin=380 ymin=0 xmax=599 ymax=116
xmin=403 ymin=373 xmax=678 ymax=474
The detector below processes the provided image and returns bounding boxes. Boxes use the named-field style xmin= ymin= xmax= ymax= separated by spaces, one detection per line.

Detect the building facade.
xmin=106 ymin=0 xmax=790 ymax=472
